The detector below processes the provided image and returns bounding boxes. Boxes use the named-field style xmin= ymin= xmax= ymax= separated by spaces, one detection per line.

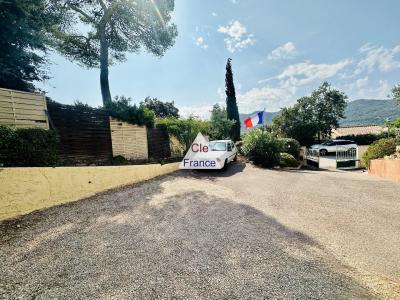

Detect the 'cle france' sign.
xmin=179 ymin=132 xmax=222 ymax=169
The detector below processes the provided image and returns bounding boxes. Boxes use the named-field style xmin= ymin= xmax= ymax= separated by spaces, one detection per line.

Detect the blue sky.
xmin=37 ymin=0 xmax=400 ymax=118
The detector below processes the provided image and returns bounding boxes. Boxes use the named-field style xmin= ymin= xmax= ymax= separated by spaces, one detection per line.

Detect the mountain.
xmin=239 ymin=99 xmax=400 ymax=131
xmin=339 ymin=99 xmax=400 ymax=126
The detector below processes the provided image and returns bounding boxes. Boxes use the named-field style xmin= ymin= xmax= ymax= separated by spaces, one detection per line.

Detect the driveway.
xmin=1 ymin=162 xmax=399 ymax=299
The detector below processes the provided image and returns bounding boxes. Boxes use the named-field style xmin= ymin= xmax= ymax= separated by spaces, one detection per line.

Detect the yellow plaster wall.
xmin=0 ymin=162 xmax=179 ymax=221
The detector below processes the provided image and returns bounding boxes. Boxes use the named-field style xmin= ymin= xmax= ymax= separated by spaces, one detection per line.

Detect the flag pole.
xmin=262 ymin=107 xmax=266 ymax=132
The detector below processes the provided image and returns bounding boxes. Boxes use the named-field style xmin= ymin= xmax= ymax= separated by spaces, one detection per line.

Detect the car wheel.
xmin=222 ymin=159 xmax=228 ymax=170
xmin=320 ymin=149 xmax=327 ymax=156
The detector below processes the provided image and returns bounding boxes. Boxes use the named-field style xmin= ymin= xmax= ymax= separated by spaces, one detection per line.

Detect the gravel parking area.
xmin=1 ymin=162 xmax=399 ymax=299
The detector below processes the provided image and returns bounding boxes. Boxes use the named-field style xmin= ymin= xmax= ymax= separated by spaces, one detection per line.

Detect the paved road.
xmin=1 ymin=162 xmax=400 ymax=299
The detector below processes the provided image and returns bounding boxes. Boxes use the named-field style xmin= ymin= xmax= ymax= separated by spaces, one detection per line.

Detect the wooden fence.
xmin=0 ymin=87 xmax=174 ymax=162
xmin=0 ymin=88 xmax=49 ymax=129
xmin=47 ymin=102 xmax=113 ymax=162
xmin=110 ymin=118 xmax=148 ymax=160
xmin=147 ymin=125 xmax=171 ymax=159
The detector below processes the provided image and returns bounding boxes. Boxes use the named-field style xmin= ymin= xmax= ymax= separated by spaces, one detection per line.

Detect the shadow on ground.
xmin=186 ymin=161 xmax=246 ymax=181
xmin=0 ymin=172 xmax=374 ymax=299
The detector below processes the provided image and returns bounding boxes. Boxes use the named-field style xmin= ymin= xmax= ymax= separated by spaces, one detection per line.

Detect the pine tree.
xmin=225 ymin=58 xmax=241 ymax=141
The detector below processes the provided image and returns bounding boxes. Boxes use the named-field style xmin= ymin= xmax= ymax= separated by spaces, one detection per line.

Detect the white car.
xmin=202 ymin=140 xmax=238 ymax=169
xmin=311 ymin=139 xmax=357 ymax=156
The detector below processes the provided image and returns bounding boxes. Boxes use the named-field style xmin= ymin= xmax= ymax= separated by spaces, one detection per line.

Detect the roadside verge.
xmin=0 ymin=162 xmax=179 ymax=221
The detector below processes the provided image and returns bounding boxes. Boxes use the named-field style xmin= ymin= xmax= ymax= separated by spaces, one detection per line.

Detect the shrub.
xmin=336 ymin=133 xmax=395 ymax=145
xmin=156 ymin=117 xmax=211 ymax=150
xmin=0 ymin=126 xmax=59 ymax=167
xmin=278 ymin=138 xmax=300 ymax=158
xmin=106 ymin=96 xmax=155 ymax=127
xmin=362 ymin=138 xmax=400 ymax=167
xmin=235 ymin=140 xmax=244 ymax=154
xmin=279 ymin=152 xmax=299 ymax=168
xmin=242 ymin=129 xmax=282 ymax=168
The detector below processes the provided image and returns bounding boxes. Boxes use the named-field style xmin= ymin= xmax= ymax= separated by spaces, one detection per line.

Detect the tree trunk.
xmin=99 ymin=29 xmax=112 ymax=106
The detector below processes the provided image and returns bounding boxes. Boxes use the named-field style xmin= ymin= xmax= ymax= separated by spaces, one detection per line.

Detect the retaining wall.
xmin=0 ymin=162 xmax=179 ymax=221
xmin=369 ymin=159 xmax=400 ymax=182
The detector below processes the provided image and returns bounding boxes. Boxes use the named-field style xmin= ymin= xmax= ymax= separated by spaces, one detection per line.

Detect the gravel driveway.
xmin=1 ymin=162 xmax=399 ymax=299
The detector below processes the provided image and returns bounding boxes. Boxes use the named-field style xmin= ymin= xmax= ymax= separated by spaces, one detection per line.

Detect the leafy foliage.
xmin=392 ymin=84 xmax=400 ymax=107
xmin=106 ymin=96 xmax=155 ymax=127
xmin=156 ymin=117 xmax=211 ymax=151
xmin=271 ymin=106 xmax=317 ymax=147
xmin=50 ymin=0 xmax=178 ymax=105
xmin=336 ymin=133 xmax=395 ymax=145
xmin=0 ymin=0 xmax=57 ymax=91
xmin=141 ymin=96 xmax=179 ymax=118
xmin=387 ymin=117 xmax=400 ymax=136
xmin=278 ymin=138 xmax=300 ymax=158
xmin=271 ymin=82 xmax=347 ymax=145
xmin=0 ymin=126 xmax=59 ymax=167
xmin=209 ymin=104 xmax=236 ymax=140
xmin=242 ymin=129 xmax=282 ymax=168
xmin=362 ymin=138 xmax=400 ymax=167
xmin=225 ymin=58 xmax=241 ymax=141
xmin=279 ymin=153 xmax=299 ymax=168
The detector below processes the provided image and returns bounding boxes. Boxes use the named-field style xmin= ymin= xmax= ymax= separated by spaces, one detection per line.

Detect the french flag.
xmin=244 ymin=111 xmax=264 ymax=128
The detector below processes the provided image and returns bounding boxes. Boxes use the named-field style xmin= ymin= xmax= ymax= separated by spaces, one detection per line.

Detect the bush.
xmin=278 ymin=138 xmax=300 ymax=158
xmin=336 ymin=133 xmax=395 ymax=145
xmin=0 ymin=126 xmax=59 ymax=167
xmin=106 ymin=96 xmax=155 ymax=127
xmin=156 ymin=117 xmax=211 ymax=150
xmin=242 ymin=129 xmax=281 ymax=168
xmin=235 ymin=140 xmax=244 ymax=155
xmin=279 ymin=153 xmax=299 ymax=168
xmin=362 ymin=138 xmax=400 ymax=167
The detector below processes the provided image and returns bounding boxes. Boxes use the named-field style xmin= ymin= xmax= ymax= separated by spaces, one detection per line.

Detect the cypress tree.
xmin=225 ymin=58 xmax=241 ymax=141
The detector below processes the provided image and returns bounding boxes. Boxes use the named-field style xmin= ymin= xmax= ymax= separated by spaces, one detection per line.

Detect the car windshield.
xmin=322 ymin=141 xmax=333 ymax=145
xmin=209 ymin=142 xmax=226 ymax=151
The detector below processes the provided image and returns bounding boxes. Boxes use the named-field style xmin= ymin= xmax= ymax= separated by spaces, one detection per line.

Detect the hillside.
xmin=339 ymin=99 xmax=400 ymax=126
xmin=239 ymin=99 xmax=400 ymax=131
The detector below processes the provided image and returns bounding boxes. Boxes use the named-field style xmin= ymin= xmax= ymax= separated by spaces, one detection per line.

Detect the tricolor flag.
xmin=244 ymin=111 xmax=264 ymax=128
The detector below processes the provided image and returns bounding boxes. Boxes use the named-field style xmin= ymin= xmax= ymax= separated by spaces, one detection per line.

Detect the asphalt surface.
xmin=1 ymin=162 xmax=400 ymax=299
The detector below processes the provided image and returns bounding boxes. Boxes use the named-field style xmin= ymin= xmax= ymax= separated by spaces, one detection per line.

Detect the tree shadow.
xmin=0 ymin=173 xmax=375 ymax=299
xmin=183 ymin=161 xmax=246 ymax=181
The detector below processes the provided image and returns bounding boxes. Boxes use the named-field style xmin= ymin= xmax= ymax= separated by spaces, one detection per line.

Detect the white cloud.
xmin=237 ymin=85 xmax=297 ymax=113
xmin=179 ymin=104 xmax=214 ymax=119
xmin=241 ymin=58 xmax=353 ymax=113
xmin=218 ymin=20 xmax=256 ymax=53
xmin=217 ymin=87 xmax=225 ymax=99
xmin=267 ymin=42 xmax=297 ymax=61
xmin=354 ymin=44 xmax=400 ymax=75
xmin=345 ymin=77 xmax=391 ymax=99
xmin=354 ymin=76 xmax=369 ymax=89
xmin=211 ymin=12 xmax=217 ymax=17
xmin=276 ymin=59 xmax=352 ymax=86
xmin=194 ymin=36 xmax=208 ymax=49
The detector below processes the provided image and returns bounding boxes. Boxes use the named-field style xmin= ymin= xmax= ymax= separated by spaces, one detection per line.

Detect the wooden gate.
xmin=47 ymin=102 xmax=113 ymax=162
xmin=147 ymin=125 xmax=171 ymax=159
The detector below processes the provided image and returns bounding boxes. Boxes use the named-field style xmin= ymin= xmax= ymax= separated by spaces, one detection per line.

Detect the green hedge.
xmin=278 ymin=138 xmax=300 ymax=158
xmin=105 ymin=96 xmax=155 ymax=127
xmin=279 ymin=152 xmax=299 ymax=168
xmin=242 ymin=129 xmax=281 ymax=168
xmin=362 ymin=138 xmax=400 ymax=167
xmin=336 ymin=133 xmax=395 ymax=145
xmin=0 ymin=126 xmax=59 ymax=167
